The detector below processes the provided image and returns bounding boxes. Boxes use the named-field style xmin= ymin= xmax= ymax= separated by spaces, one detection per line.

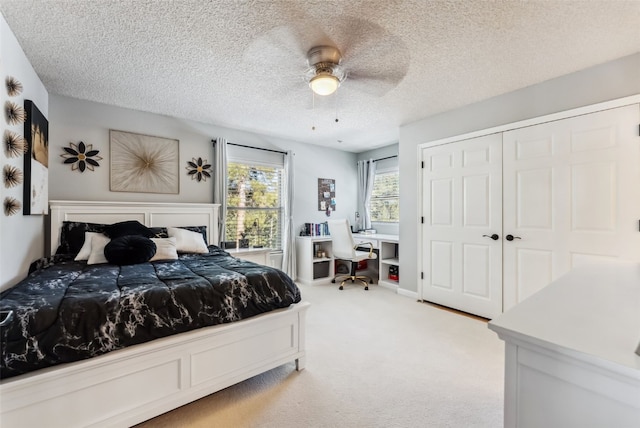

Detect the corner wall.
xmin=1 ymin=14 xmax=48 ymax=290
xmin=399 ymin=52 xmax=640 ymax=294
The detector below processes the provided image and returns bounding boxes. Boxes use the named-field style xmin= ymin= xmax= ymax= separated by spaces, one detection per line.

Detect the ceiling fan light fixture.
xmin=309 ymin=73 xmax=340 ymax=96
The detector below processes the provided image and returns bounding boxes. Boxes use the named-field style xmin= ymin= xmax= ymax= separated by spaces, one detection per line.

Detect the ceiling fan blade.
xmin=242 ymin=8 xmax=340 ymax=99
xmin=245 ymin=4 xmax=338 ymax=66
xmin=244 ymin=26 xmax=306 ymax=69
xmin=341 ymin=75 xmax=395 ymax=98
xmin=346 ymin=65 xmax=408 ymax=97
xmin=324 ymin=15 xmax=410 ymax=96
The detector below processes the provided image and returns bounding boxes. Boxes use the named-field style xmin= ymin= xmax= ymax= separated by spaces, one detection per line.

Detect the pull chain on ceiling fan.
xmin=306 ymin=45 xmax=345 ymax=130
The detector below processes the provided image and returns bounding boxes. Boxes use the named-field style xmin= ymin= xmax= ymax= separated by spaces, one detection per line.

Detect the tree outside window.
xmin=226 ymin=162 xmax=283 ymax=249
xmin=370 ymin=169 xmax=399 ymax=223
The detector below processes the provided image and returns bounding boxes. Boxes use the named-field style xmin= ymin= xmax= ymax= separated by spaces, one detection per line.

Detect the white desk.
xmin=488 ymin=261 xmax=640 ymax=427
xmin=295 ymin=234 xmax=399 ymax=289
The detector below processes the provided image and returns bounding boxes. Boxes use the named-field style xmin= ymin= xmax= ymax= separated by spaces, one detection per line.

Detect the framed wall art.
xmin=110 ymin=130 xmax=179 ymax=194
xmin=318 ymin=178 xmax=336 ymax=213
xmin=23 ymin=100 xmax=49 ymax=215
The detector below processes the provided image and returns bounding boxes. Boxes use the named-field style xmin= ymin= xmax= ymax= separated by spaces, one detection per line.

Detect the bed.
xmin=0 ymin=200 xmax=309 ymax=427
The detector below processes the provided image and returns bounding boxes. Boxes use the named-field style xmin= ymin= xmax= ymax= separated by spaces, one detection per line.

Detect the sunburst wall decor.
xmin=186 ymin=157 xmax=212 ymax=182
xmin=5 ymin=76 xmax=23 ymax=97
xmin=5 ymin=101 xmax=26 ymax=125
xmin=3 ymin=164 xmax=23 ymax=188
xmin=3 ymin=197 xmax=21 ymax=216
xmin=110 ymin=130 xmax=179 ymax=194
xmin=61 ymin=141 xmax=103 ymax=172
xmin=4 ymin=130 xmax=26 ymax=158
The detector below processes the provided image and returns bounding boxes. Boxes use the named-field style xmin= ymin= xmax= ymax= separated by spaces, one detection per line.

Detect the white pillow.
xmin=87 ymin=234 xmax=111 ymax=265
xmin=149 ymin=237 xmax=179 ymax=261
xmin=168 ymin=227 xmax=208 ymax=253
xmin=74 ymin=232 xmax=104 ymax=261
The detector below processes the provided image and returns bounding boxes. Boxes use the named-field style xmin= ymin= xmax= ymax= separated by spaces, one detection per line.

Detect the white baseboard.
xmin=397 ymin=287 xmax=418 ymax=300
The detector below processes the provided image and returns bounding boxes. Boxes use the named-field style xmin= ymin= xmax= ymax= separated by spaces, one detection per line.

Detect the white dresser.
xmin=488 ymin=261 xmax=640 ymax=427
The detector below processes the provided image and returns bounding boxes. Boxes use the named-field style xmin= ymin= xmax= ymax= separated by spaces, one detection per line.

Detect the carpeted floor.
xmin=138 ymin=281 xmax=505 ymax=428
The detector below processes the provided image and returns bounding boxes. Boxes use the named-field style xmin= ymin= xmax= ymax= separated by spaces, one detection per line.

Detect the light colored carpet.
xmin=138 ymin=281 xmax=504 ymax=428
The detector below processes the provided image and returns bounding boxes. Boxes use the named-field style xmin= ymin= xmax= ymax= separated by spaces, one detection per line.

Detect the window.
xmin=370 ymin=169 xmax=399 ymax=223
xmin=226 ymin=161 xmax=284 ymax=249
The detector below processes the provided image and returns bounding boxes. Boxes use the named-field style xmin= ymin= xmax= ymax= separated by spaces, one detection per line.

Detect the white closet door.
xmin=502 ymin=104 xmax=640 ymax=310
xmin=421 ymin=133 xmax=503 ymax=319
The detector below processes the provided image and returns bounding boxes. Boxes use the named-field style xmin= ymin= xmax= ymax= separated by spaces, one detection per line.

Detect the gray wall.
xmin=49 ymin=94 xmax=358 ymax=246
xmin=398 ymin=52 xmax=640 ymax=295
xmin=0 ymin=14 xmax=49 ymax=290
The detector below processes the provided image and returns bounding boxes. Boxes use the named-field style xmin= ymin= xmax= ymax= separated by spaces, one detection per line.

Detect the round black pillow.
xmin=104 ymin=235 xmax=157 ymax=265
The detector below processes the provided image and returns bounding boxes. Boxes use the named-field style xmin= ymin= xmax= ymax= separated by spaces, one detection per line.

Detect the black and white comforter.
xmin=0 ymin=247 xmax=301 ymax=379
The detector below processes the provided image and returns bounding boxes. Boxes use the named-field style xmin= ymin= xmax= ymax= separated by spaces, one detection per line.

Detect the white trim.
xmin=416 ymin=140 xmax=424 ymax=301
xmin=397 ymin=287 xmax=418 ymax=300
xmin=418 ymin=94 xmax=640 ymax=149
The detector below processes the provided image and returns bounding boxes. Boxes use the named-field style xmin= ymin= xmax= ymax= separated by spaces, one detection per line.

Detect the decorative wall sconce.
xmin=60 ymin=141 xmax=102 ymax=172
xmin=5 ymin=76 xmax=23 ymax=97
xmin=4 ymin=130 xmax=26 ymax=158
xmin=3 ymin=197 xmax=20 ymax=216
xmin=5 ymin=101 xmax=26 ymax=125
xmin=3 ymin=164 xmax=23 ymax=188
xmin=186 ymin=157 xmax=212 ymax=182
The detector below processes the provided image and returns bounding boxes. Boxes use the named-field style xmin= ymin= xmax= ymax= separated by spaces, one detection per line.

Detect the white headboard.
xmin=49 ymin=200 xmax=220 ymax=254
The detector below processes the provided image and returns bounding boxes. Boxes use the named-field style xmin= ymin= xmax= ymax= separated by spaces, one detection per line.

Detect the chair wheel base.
xmin=339 ymin=285 xmax=344 ymax=290
xmin=331 ymin=279 xmax=336 ymax=283
xmin=365 ymin=286 xmax=369 ymax=290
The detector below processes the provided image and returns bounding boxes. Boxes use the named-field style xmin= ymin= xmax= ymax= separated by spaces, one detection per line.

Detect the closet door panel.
xmin=516 ymin=168 xmax=553 ymax=229
xmin=570 ymin=162 xmax=615 ymax=231
xmin=421 ymin=133 xmax=503 ymax=319
xmin=515 ymin=248 xmax=553 ymax=304
xmin=503 ymin=104 xmax=639 ymax=311
xmin=462 ymin=244 xmax=491 ymax=298
xmin=503 ymin=121 xmax=565 ymax=310
xmin=431 ymin=241 xmax=453 ymax=289
xmin=431 ymin=179 xmax=453 ymax=226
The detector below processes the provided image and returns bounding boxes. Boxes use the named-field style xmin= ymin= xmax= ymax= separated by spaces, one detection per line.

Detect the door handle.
xmin=505 ymin=234 xmax=521 ymax=241
xmin=482 ymin=234 xmax=499 ymax=241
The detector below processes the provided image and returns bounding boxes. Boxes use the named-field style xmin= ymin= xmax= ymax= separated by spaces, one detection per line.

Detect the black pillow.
xmin=57 ymin=221 xmax=108 ymax=255
xmin=104 ymin=220 xmax=154 ymax=239
xmin=104 ymin=235 xmax=157 ymax=265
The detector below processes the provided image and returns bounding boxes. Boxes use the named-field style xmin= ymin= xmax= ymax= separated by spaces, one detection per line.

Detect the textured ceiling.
xmin=1 ymin=0 xmax=639 ymax=152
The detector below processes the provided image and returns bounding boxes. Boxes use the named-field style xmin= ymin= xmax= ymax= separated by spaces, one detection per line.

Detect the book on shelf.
xmin=302 ymin=222 xmax=329 ymax=236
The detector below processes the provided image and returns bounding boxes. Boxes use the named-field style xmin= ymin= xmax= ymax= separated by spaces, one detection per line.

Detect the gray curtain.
xmin=282 ymin=150 xmax=296 ymax=278
xmin=213 ymin=138 xmax=228 ymax=244
xmin=357 ymin=159 xmax=376 ymax=230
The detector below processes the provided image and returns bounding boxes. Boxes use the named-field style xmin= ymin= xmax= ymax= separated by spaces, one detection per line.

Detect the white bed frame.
xmin=1 ymin=200 xmax=309 ymax=427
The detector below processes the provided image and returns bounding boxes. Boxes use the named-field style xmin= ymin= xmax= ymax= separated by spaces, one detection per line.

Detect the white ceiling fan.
xmin=243 ymin=14 xmax=410 ymax=101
